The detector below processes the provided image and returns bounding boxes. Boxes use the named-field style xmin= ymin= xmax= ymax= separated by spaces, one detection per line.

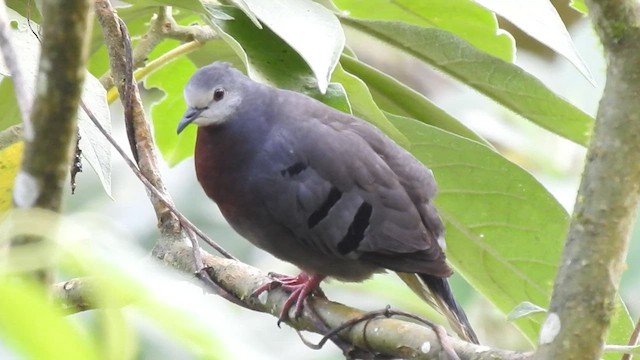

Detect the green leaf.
xmin=342 ymin=18 xmax=594 ymax=146
xmin=606 ymin=302 xmax=635 ymax=360
xmin=78 ymin=75 xmax=113 ymax=198
xmin=153 ymin=30 xmax=353 ymax=164
xmin=0 ymin=280 xmax=98 ymax=360
xmin=235 ymin=0 xmax=345 ymax=92
xmin=333 ymin=0 xmax=514 ymax=62
xmin=507 ymin=301 xmax=546 ymax=321
xmin=145 ymin=43 xmax=199 ymax=166
xmin=87 ymin=4 xmax=204 ymax=76
xmin=0 ymin=80 xmax=21 ymax=131
xmin=323 ymin=82 xmax=352 ymax=114
xmin=387 ymin=113 xmax=632 ymax=344
xmin=202 ymin=5 xmax=348 ymax=109
xmin=226 ymin=0 xmax=264 ymax=28
xmin=59 ymin=217 xmax=229 ymax=359
xmin=570 ymin=0 xmax=588 ymax=14
xmin=341 ymin=55 xmax=487 ymax=146
xmin=0 ymin=9 xmax=112 ymax=196
xmin=98 ymin=308 xmax=138 ymax=360
xmin=390 ymin=113 xmax=564 ymax=340
xmin=331 ymin=63 xmax=408 ymax=147
xmin=474 ymin=0 xmax=593 ymax=84
xmin=6 ymin=0 xmax=42 ymax=22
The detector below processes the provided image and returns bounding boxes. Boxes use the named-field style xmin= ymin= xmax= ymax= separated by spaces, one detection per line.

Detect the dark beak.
xmin=176 ymin=107 xmax=207 ymax=134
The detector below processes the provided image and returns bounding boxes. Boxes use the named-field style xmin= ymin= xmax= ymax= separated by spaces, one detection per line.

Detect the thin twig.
xmin=298 ymin=298 xmax=372 ymax=358
xmin=622 ymin=316 xmax=640 ymax=360
xmin=97 ymin=0 xmax=178 ymax=234
xmin=25 ymin=0 xmax=40 ymax=42
xmin=185 ymin=228 xmax=249 ymax=308
xmin=70 ymin=129 xmax=82 ymax=194
xmin=79 ymin=101 xmax=235 ymax=260
xmin=301 ymin=305 xmax=460 ymax=360
xmin=299 ymin=303 xmax=374 ymax=358
xmin=106 ymin=39 xmax=206 ymax=103
xmin=118 ymin=17 xmax=139 ymax=163
xmin=100 ymin=6 xmax=216 ymax=89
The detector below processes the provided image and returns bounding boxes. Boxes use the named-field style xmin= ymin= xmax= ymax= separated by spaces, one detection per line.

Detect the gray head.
xmin=176 ymin=62 xmax=249 ymax=134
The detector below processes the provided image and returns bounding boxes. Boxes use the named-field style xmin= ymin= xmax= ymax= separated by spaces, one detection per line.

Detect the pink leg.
xmin=253 ymin=272 xmax=326 ymax=323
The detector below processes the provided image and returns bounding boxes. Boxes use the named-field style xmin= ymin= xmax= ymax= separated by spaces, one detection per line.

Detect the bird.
xmin=177 ymin=62 xmax=479 ymax=344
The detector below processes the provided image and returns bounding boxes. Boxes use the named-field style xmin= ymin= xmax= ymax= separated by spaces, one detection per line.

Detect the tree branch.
xmin=0 ymin=124 xmax=21 ymax=150
xmin=55 ymin=242 xmax=529 ymax=360
xmin=534 ymin=2 xmax=640 ymax=359
xmin=95 ymin=0 xmax=182 ymax=239
xmin=7 ymin=0 xmax=93 ymax=284
xmin=52 ymin=277 xmax=96 ymax=313
xmin=99 ymin=6 xmax=216 ymax=89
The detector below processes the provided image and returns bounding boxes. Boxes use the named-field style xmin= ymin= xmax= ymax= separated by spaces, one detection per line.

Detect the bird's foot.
xmin=253 ymin=272 xmax=326 ymax=325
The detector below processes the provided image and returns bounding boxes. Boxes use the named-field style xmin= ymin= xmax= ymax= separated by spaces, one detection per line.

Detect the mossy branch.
xmin=533 ymin=1 xmax=640 ymax=359
xmin=6 ymin=0 xmax=93 ymax=284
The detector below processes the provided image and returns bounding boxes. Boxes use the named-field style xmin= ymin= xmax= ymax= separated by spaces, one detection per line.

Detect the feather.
xmin=397 ymin=272 xmax=479 ymax=344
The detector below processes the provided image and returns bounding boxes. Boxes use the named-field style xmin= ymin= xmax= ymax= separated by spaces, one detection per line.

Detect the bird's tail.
xmin=397 ymin=272 xmax=479 ymax=344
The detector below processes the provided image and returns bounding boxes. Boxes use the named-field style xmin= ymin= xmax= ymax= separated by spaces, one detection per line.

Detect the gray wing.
xmin=251 ymin=90 xmax=451 ymax=278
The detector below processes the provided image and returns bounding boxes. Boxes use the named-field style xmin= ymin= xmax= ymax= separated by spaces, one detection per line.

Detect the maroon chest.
xmin=194 ymin=125 xmax=260 ymax=220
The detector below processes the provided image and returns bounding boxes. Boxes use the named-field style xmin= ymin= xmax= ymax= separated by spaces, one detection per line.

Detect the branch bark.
xmin=533 ymin=2 xmax=640 ymax=359
xmin=99 ymin=6 xmax=216 ymax=89
xmin=0 ymin=124 xmax=21 ymax=150
xmin=95 ymin=0 xmax=182 ymax=239
xmin=183 ymin=245 xmax=530 ymax=360
xmin=6 ymin=0 xmax=93 ymax=284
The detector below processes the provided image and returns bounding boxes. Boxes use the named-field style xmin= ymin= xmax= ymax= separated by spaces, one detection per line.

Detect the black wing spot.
xmin=308 ymin=187 xmax=342 ymax=228
xmin=337 ymin=202 xmax=372 ymax=254
xmin=280 ymin=162 xmax=307 ymax=177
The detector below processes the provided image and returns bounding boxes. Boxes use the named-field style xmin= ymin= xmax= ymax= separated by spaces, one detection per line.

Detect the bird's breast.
xmin=193 ymin=125 xmax=262 ymax=220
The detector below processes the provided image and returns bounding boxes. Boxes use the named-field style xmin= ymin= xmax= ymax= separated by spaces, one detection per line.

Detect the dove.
xmin=177 ymin=62 xmax=478 ymax=343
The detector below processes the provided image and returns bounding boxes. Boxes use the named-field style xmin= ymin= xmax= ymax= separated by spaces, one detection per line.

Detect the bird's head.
xmin=177 ymin=62 xmax=246 ymax=134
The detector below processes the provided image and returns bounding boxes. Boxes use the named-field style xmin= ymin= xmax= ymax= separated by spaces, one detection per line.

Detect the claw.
xmin=252 ymin=272 xmax=326 ymax=324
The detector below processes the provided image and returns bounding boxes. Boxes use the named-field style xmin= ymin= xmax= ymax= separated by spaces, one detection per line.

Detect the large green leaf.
xmin=474 ymin=0 xmax=593 ymax=83
xmin=388 ymin=113 xmax=632 ymax=345
xmin=0 ymin=80 xmax=21 ymax=131
xmin=342 ymin=18 xmax=594 ymax=146
xmin=6 ymin=0 xmax=41 ymax=22
xmin=88 ymin=4 xmax=204 ymax=76
xmin=0 ymin=9 xmax=112 ymax=196
xmin=202 ymin=6 xmax=346 ymax=105
xmin=237 ymin=0 xmax=345 ymax=93
xmin=0 ymin=280 xmax=98 ymax=360
xmin=145 ymin=43 xmax=199 ymax=167
xmin=341 ymin=55 xmax=487 ymax=146
xmin=154 ymin=6 xmax=377 ymax=164
xmin=59 ymin=216 xmax=230 ymax=359
xmin=333 ymin=0 xmax=514 ymax=61
xmin=570 ymin=0 xmax=588 ymax=14
xmin=331 ymin=63 xmax=409 ymax=147
xmin=0 ymin=209 xmax=229 ymax=359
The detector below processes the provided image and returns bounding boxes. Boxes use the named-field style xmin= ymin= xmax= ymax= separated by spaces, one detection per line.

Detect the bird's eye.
xmin=213 ymin=88 xmax=225 ymax=101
